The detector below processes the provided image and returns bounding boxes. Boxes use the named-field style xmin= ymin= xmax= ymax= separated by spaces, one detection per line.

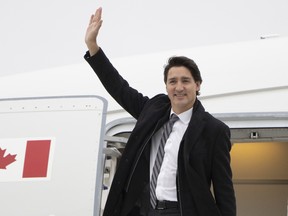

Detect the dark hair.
xmin=163 ymin=56 xmax=203 ymax=95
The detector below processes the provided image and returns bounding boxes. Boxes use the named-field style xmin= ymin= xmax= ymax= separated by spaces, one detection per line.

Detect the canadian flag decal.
xmin=22 ymin=140 xmax=51 ymax=178
xmin=0 ymin=148 xmax=17 ymax=169
xmin=0 ymin=138 xmax=54 ymax=182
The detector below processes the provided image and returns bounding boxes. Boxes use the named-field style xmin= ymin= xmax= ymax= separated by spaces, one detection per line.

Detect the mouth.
xmin=174 ymin=93 xmax=186 ymax=98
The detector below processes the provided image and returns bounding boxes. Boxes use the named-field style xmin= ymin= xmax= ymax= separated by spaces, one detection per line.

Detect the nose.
xmin=175 ymin=82 xmax=184 ymax=91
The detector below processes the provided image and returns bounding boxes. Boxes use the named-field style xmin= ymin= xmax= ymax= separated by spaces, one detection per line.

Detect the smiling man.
xmin=84 ymin=7 xmax=236 ymax=216
xmin=164 ymin=57 xmax=202 ymax=115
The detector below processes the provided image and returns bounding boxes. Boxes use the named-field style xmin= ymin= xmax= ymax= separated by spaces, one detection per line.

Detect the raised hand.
xmin=85 ymin=7 xmax=103 ymax=56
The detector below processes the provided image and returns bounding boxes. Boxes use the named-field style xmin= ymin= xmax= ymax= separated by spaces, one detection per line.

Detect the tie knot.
xmin=169 ymin=114 xmax=179 ymax=124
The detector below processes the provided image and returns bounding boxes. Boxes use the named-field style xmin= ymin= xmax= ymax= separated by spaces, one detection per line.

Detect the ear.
xmin=196 ymin=81 xmax=201 ymax=91
xmin=165 ymin=82 xmax=168 ymax=93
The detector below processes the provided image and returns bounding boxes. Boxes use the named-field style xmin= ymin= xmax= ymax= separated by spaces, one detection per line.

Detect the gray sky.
xmin=1 ymin=0 xmax=287 ymax=76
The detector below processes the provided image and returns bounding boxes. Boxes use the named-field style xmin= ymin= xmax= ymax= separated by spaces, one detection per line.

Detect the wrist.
xmin=87 ymin=43 xmax=100 ymax=56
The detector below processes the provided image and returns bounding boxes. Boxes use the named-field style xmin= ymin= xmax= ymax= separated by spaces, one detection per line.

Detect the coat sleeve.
xmin=84 ymin=49 xmax=149 ymax=119
xmin=211 ymin=123 xmax=236 ymax=216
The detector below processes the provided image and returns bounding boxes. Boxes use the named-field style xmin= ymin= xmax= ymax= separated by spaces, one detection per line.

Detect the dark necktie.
xmin=150 ymin=114 xmax=179 ymax=208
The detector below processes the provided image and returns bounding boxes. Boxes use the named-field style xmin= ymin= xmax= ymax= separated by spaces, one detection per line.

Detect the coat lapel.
xmin=182 ymin=99 xmax=207 ymax=153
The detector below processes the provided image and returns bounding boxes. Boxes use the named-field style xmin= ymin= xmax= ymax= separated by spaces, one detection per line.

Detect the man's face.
xmin=166 ymin=66 xmax=201 ymax=114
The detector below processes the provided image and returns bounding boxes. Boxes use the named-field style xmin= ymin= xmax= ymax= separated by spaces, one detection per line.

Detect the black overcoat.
xmin=85 ymin=49 xmax=236 ymax=216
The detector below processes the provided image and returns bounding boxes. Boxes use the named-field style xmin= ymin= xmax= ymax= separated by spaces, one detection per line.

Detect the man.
xmin=84 ymin=7 xmax=236 ymax=216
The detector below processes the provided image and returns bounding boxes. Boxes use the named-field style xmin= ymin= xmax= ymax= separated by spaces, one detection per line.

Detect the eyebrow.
xmin=168 ymin=76 xmax=192 ymax=81
xmin=181 ymin=77 xmax=192 ymax=80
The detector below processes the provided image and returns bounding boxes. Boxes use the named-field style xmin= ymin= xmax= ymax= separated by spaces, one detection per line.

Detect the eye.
xmin=182 ymin=78 xmax=190 ymax=83
xmin=169 ymin=79 xmax=176 ymax=84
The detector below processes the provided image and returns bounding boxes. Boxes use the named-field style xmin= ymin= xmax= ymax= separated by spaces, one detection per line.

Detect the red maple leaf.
xmin=0 ymin=148 xmax=17 ymax=169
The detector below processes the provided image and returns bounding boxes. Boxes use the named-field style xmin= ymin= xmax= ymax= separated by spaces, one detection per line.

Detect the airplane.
xmin=0 ymin=36 xmax=287 ymax=216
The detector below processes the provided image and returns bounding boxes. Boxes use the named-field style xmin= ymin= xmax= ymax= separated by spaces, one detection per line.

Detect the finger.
xmin=94 ymin=19 xmax=103 ymax=33
xmin=89 ymin=14 xmax=94 ymax=25
xmin=94 ymin=7 xmax=102 ymax=22
xmin=98 ymin=20 xmax=103 ymax=29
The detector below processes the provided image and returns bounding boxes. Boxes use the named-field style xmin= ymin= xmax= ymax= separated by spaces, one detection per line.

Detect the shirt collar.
xmin=170 ymin=107 xmax=193 ymax=125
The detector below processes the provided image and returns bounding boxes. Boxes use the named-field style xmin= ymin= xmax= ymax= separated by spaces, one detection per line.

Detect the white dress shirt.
xmin=150 ymin=108 xmax=192 ymax=201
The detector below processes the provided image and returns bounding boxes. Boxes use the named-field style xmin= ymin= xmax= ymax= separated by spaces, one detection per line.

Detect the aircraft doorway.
xmin=230 ymin=128 xmax=288 ymax=216
xmin=103 ymin=118 xmax=288 ymax=216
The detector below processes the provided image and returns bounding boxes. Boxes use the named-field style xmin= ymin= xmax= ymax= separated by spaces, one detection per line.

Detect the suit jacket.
xmin=84 ymin=49 xmax=236 ymax=216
